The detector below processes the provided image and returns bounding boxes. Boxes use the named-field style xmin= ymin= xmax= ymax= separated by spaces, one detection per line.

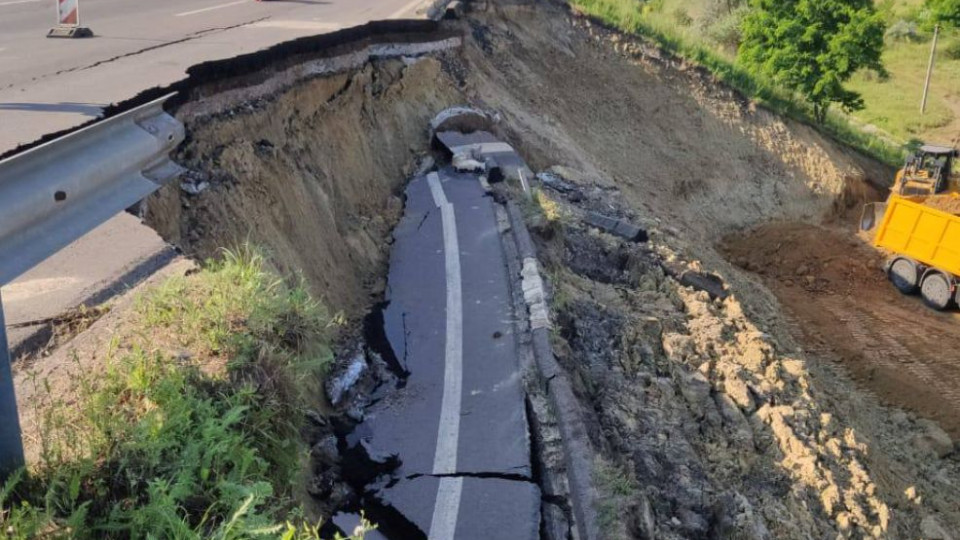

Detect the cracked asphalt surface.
xmin=347 ymin=168 xmax=540 ymax=538
xmin=0 ymin=0 xmax=430 ymax=152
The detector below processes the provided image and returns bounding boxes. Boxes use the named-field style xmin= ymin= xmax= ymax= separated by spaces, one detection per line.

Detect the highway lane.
xmin=0 ymin=0 xmax=430 ymax=152
xmin=0 ymin=0 xmax=430 ymax=359
xmin=2 ymin=0 xmax=301 ymax=86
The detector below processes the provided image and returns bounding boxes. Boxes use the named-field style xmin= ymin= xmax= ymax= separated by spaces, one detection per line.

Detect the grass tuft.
xmin=1 ymin=244 xmax=368 ymax=539
xmin=594 ymin=459 xmax=639 ymax=538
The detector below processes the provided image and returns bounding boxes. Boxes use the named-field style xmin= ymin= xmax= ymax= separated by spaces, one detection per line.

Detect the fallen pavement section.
xmin=344 ymin=167 xmax=539 ymax=538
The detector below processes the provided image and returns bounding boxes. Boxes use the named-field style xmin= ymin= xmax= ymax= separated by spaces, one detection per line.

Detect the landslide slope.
xmin=440 ymin=0 xmax=959 ymax=538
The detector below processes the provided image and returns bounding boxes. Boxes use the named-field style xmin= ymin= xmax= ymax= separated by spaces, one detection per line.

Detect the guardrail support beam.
xmin=0 ymin=293 xmax=25 ymax=481
xmin=0 ymin=93 xmax=183 ymax=481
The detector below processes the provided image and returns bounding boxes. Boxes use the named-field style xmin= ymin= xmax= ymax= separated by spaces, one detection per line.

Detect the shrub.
xmin=886 ymin=19 xmax=923 ymax=42
xmin=707 ymin=5 xmax=750 ymax=51
xmin=944 ymin=38 xmax=960 ymax=59
xmin=641 ymin=0 xmax=663 ymax=16
xmin=927 ymin=0 xmax=960 ymax=28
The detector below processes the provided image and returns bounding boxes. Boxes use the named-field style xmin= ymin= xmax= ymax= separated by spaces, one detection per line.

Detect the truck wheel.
xmin=889 ymin=258 xmax=919 ymax=294
xmin=921 ymin=272 xmax=953 ymax=310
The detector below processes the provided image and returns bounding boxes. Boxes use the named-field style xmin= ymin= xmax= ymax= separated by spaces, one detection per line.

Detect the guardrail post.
xmin=0 ymin=93 xmax=183 ymax=482
xmin=0 ymin=292 xmax=25 ymax=481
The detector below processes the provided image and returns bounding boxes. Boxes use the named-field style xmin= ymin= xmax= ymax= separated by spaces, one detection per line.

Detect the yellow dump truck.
xmin=862 ymin=145 xmax=960 ymax=310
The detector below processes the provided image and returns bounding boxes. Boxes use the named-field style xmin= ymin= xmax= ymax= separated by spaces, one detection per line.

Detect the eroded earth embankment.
xmin=137 ymin=0 xmax=959 ymax=538
xmin=449 ymin=1 xmax=958 ymax=537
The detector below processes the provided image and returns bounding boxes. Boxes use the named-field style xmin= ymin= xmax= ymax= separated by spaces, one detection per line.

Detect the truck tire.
xmin=889 ymin=258 xmax=919 ymax=294
xmin=921 ymin=272 xmax=953 ymax=310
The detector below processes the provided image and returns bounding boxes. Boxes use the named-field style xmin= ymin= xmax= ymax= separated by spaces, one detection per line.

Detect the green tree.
xmin=738 ymin=0 xmax=886 ymax=123
xmin=927 ymin=0 xmax=960 ymax=28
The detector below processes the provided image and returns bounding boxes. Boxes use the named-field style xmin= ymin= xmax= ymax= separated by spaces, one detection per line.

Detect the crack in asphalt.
xmin=2 ymin=17 xmax=270 ymax=91
xmin=406 ymin=470 xmax=535 ymax=484
xmin=400 ymin=311 xmax=411 ymax=373
xmin=415 ymin=209 xmax=431 ymax=231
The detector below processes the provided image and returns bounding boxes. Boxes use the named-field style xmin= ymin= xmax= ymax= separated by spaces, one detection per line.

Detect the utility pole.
xmin=0 ymin=293 xmax=25 ymax=481
xmin=921 ymin=24 xmax=941 ymax=115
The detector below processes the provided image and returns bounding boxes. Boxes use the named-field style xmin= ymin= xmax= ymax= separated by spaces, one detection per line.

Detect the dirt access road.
xmin=723 ymin=221 xmax=960 ymax=437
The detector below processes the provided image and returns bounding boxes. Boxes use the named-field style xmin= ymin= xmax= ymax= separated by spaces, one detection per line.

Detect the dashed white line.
xmin=429 ymin=477 xmax=463 ymax=539
xmin=426 ymin=172 xmax=464 ymax=540
xmin=0 ymin=0 xmax=40 ymax=6
xmin=174 ymin=0 xmax=248 ymax=17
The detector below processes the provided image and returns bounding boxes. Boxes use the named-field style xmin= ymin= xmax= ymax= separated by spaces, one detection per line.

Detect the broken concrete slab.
xmin=434 ymin=130 xmax=534 ymax=183
xmin=430 ymin=106 xmax=498 ymax=135
xmin=659 ymin=263 xmax=730 ymax=300
xmin=326 ymin=349 xmax=367 ymax=406
xmin=536 ymin=171 xmax=579 ymax=194
xmin=584 ymin=211 xmax=649 ymax=243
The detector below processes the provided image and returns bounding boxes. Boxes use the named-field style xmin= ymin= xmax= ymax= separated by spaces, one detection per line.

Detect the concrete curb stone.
xmin=505 ymin=201 xmax=600 ymax=540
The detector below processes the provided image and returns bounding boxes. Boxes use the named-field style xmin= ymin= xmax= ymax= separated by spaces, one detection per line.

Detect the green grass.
xmin=1 ymin=246 xmax=371 ymax=539
xmin=848 ymin=30 xmax=960 ymax=141
xmin=594 ymin=459 xmax=639 ymax=538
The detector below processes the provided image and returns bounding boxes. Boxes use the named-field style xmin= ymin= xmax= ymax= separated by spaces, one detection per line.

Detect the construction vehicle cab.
xmin=895 ymin=145 xmax=959 ymax=196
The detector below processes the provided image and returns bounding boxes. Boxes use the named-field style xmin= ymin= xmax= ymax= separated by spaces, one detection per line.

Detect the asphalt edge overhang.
xmin=0 ymin=19 xmax=461 ymax=161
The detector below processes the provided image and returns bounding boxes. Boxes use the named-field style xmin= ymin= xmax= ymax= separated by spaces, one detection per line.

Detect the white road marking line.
xmin=429 ymin=477 xmax=464 ymax=539
xmin=387 ymin=0 xmax=425 ymax=19
xmin=426 ymin=172 xmax=464 ymax=539
xmin=0 ymin=0 xmax=40 ymax=6
xmin=174 ymin=0 xmax=248 ymax=17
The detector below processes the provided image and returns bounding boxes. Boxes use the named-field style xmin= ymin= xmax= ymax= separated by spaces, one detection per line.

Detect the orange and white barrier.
xmin=56 ymin=0 xmax=79 ymax=26
xmin=48 ymin=0 xmax=92 ymax=38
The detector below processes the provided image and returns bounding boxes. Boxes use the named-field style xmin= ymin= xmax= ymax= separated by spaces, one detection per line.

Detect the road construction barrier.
xmin=48 ymin=0 xmax=92 ymax=38
xmin=0 ymin=94 xmax=184 ymax=478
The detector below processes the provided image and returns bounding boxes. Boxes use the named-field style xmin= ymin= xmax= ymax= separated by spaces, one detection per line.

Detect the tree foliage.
xmin=738 ymin=0 xmax=886 ymax=123
xmin=927 ymin=0 xmax=960 ymax=28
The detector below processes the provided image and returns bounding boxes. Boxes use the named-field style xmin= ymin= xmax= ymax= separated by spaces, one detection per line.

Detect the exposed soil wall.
xmin=145 ymin=57 xmax=462 ymax=318
xmin=438 ymin=0 xmax=958 ymax=538
xmin=134 ymin=1 xmax=960 ymax=537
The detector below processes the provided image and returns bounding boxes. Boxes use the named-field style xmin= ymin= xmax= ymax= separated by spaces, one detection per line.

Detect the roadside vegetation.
xmin=0 ymin=246 xmax=371 ymax=539
xmin=570 ymin=0 xmax=960 ymax=166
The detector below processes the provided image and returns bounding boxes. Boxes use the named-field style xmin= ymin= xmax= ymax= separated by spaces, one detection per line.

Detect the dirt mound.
xmin=921 ymin=193 xmax=960 ymax=215
xmin=723 ymin=222 xmax=960 ymax=438
xmin=721 ymin=223 xmax=888 ymax=297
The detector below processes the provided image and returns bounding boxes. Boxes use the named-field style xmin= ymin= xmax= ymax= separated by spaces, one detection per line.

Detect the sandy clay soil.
xmin=723 ymin=222 xmax=960 ymax=438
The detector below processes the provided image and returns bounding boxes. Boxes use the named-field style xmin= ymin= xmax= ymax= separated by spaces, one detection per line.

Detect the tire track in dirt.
xmin=723 ymin=222 xmax=960 ymax=436
xmin=822 ymin=297 xmax=960 ymax=416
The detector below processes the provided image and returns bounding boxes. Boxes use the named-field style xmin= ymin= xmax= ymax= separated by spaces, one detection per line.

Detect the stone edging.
xmin=505 ymin=201 xmax=600 ymax=540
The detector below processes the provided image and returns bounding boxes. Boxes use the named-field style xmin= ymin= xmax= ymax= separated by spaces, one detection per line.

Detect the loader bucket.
xmin=860 ymin=202 xmax=887 ymax=232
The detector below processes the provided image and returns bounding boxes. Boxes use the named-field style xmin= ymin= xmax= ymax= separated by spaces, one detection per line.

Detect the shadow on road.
xmin=0 ymin=102 xmax=103 ymax=116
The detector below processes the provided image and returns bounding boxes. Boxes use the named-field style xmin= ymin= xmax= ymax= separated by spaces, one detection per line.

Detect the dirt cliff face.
xmin=146 ymin=57 xmax=461 ymax=319
xmin=442 ymin=1 xmax=957 ymax=538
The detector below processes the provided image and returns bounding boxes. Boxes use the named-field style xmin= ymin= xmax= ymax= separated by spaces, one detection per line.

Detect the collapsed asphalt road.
xmin=341 ymin=165 xmax=540 ymax=538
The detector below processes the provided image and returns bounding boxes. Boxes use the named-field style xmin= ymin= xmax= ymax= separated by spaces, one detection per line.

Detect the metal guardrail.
xmin=0 ymin=94 xmax=185 ymax=478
